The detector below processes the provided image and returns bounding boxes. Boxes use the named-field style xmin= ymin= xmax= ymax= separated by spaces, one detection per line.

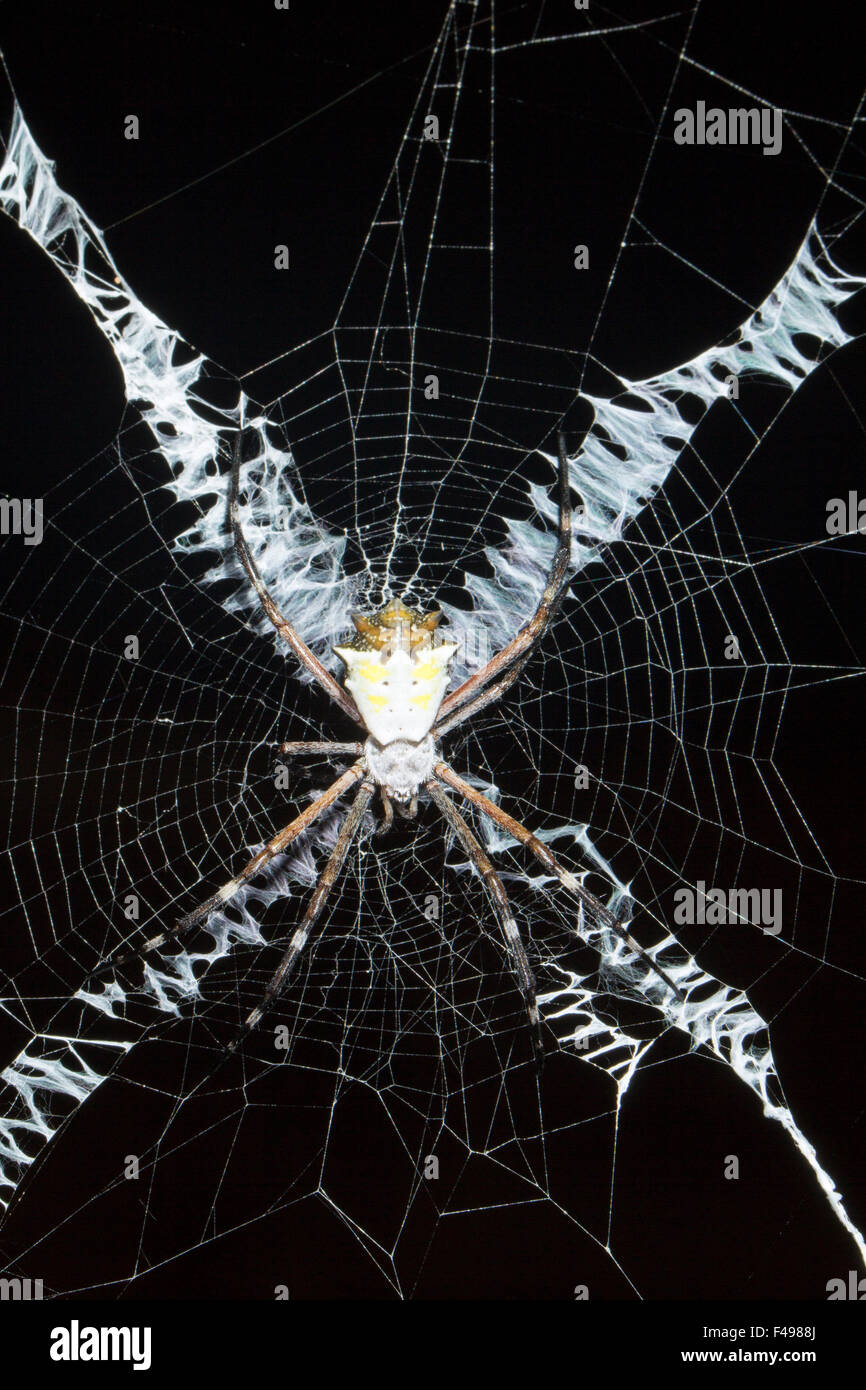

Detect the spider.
xmin=95 ymin=429 xmax=682 ymax=1058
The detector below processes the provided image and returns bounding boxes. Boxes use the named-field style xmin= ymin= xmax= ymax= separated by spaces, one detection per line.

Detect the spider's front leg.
xmin=428 ymin=781 xmax=543 ymax=1062
xmin=90 ymin=764 xmax=365 ymax=979
xmin=225 ymin=776 xmax=376 ymax=1056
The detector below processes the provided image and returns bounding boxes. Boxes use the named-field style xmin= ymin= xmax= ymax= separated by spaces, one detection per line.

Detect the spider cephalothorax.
xmin=94 ymin=430 xmax=683 ymax=1060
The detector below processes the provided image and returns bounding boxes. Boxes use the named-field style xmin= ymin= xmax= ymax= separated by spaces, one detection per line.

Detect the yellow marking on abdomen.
xmin=358 ymin=662 xmax=387 ymax=683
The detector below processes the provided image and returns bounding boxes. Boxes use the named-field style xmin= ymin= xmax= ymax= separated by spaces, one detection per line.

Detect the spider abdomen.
xmin=334 ymin=638 xmax=457 ymax=743
xmin=364 ymin=733 xmax=437 ymax=800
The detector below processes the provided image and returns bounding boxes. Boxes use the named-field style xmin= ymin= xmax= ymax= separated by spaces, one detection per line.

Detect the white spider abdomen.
xmin=364 ymin=734 xmax=437 ymax=800
xmin=333 ymin=642 xmax=457 ymax=744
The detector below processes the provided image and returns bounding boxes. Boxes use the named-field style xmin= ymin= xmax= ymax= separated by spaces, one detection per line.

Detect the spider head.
xmin=334 ymin=597 xmax=457 ymax=744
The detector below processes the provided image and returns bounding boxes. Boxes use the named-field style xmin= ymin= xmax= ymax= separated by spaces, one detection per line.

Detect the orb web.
xmin=0 ymin=1 xmax=864 ymax=1298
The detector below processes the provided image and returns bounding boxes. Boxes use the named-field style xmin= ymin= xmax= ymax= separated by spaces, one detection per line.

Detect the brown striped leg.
xmin=226 ymin=777 xmax=375 ymax=1053
xmin=277 ymin=741 xmax=364 ymax=756
xmin=427 ymin=781 xmax=543 ymax=1062
xmin=435 ymin=761 xmax=685 ymax=1001
xmin=92 ymin=765 xmax=364 ymax=979
xmin=436 ymin=431 xmax=573 ymax=725
xmin=230 ymin=427 xmax=361 ymax=725
xmin=434 ymin=649 xmax=533 ymax=738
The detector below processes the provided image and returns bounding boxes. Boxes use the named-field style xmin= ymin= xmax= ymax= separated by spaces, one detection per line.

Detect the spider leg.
xmin=230 ymin=427 xmax=362 ymax=725
xmin=436 ymin=430 xmax=573 ymax=725
xmin=277 ymin=741 xmax=364 ymax=755
xmin=434 ymin=647 xmax=533 ymax=738
xmin=226 ymin=777 xmax=375 ymax=1053
xmin=434 ymin=761 xmax=685 ymax=1002
xmin=427 ymin=782 xmax=543 ymax=1061
xmin=376 ymin=790 xmax=394 ymax=836
xmin=91 ymin=765 xmax=365 ymax=979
